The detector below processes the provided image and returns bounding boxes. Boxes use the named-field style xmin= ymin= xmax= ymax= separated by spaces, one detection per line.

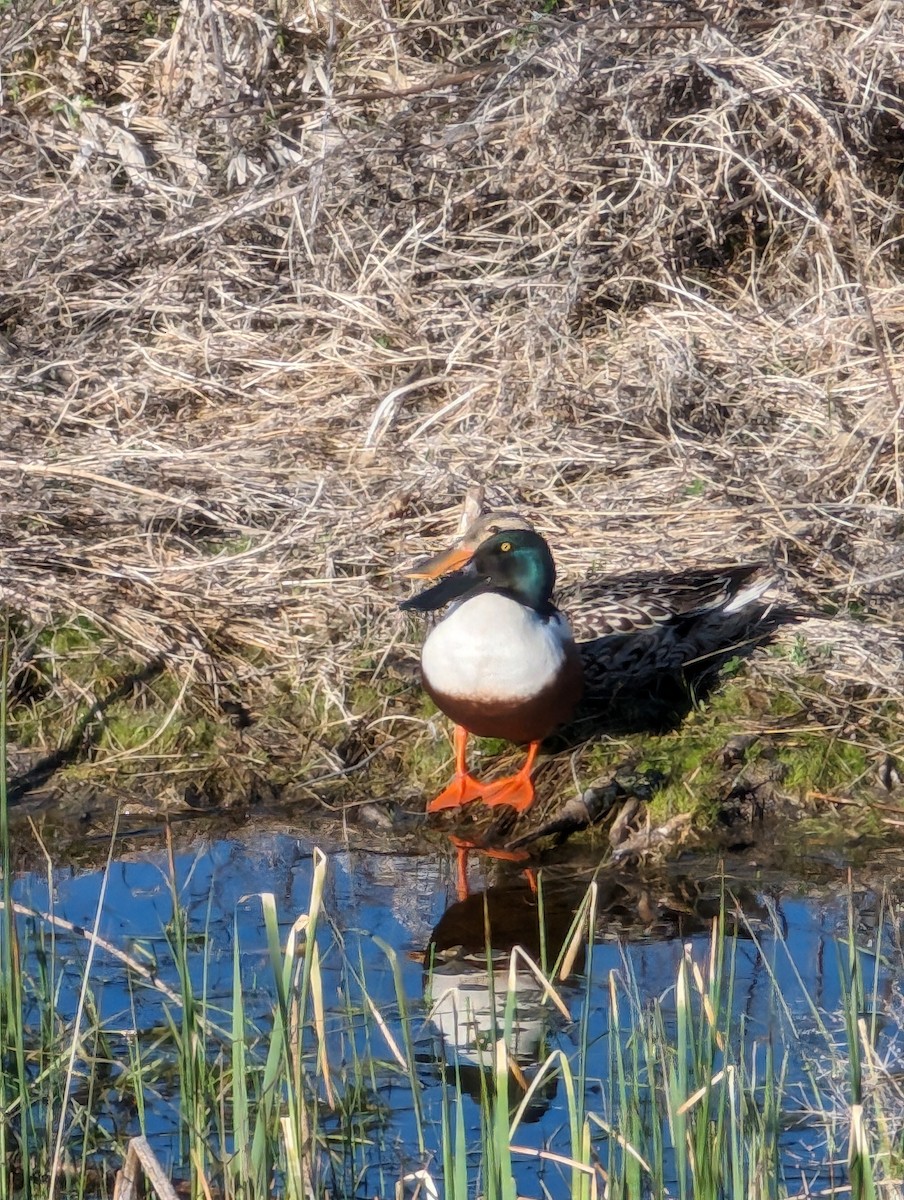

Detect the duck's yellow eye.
xmin=500 ymin=541 xmax=512 ymax=552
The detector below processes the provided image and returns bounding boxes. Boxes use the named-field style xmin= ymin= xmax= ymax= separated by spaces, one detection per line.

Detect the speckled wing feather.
xmin=556 ymin=564 xmax=769 ymax=642
xmin=550 ymin=563 xmax=779 ymax=717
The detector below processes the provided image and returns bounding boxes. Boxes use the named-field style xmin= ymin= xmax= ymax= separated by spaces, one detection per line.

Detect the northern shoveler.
xmin=402 ymin=512 xmax=775 ymax=815
xmin=400 ymin=527 xmax=583 ymax=814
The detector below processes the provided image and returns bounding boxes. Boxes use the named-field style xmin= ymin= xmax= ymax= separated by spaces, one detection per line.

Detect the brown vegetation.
xmin=1 ymin=0 xmax=903 ymax=817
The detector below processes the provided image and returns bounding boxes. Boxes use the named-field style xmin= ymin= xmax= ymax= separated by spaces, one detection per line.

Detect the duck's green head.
xmin=400 ymin=528 xmax=557 ymax=614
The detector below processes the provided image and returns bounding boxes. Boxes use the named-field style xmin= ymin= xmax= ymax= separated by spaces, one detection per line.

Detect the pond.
xmin=6 ymin=820 xmax=904 ymax=1198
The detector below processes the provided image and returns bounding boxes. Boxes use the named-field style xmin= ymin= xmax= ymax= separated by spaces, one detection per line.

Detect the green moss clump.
xmin=778 ymin=736 xmax=868 ymax=797
xmin=572 ymin=669 xmax=897 ymax=831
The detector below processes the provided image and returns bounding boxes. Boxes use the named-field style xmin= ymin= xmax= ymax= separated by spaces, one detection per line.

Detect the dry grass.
xmin=1 ymin=0 xmax=903 ymax=811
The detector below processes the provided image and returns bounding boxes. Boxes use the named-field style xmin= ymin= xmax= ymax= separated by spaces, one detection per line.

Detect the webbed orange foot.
xmin=427 ymin=724 xmax=486 ymax=812
xmin=479 ymin=773 xmax=536 ymax=814
xmin=479 ymin=741 xmax=540 ymax=814
xmin=426 ymin=772 xmax=485 ymax=813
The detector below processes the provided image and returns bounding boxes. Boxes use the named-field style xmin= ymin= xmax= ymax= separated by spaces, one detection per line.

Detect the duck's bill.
xmin=405 ymin=544 xmax=474 ymax=579
xmin=399 ymin=564 xmax=486 ymax=613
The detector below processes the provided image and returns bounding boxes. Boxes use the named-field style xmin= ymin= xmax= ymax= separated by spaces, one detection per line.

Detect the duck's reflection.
xmin=423 ymin=853 xmax=576 ymax=1119
xmin=422 ymin=839 xmax=769 ymax=1118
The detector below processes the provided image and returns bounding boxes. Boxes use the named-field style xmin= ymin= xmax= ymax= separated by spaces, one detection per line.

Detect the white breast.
xmin=421 ymin=592 xmax=574 ymax=703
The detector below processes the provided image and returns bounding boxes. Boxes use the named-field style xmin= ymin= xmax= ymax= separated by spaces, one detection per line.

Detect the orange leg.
xmin=427 ymin=725 xmax=485 ymax=813
xmin=479 ymin=741 xmax=541 ymax=814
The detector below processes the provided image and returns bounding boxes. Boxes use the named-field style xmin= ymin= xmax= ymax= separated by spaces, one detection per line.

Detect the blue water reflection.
xmin=9 ymin=829 xmax=900 ymax=1197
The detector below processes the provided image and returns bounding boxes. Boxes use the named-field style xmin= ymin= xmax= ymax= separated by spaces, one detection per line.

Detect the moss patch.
xmin=555 ymin=671 xmax=900 ymax=836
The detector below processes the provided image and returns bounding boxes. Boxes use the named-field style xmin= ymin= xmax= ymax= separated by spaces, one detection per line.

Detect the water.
xmin=9 ymin=822 xmax=904 ymax=1196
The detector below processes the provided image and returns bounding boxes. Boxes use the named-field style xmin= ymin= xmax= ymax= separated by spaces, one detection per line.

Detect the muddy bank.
xmin=8 ymin=711 xmax=904 ymax=876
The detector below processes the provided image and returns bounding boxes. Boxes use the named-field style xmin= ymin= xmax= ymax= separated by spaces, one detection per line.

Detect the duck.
xmin=400 ymin=527 xmax=583 ymax=814
xmin=402 ymin=512 xmax=776 ymax=816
